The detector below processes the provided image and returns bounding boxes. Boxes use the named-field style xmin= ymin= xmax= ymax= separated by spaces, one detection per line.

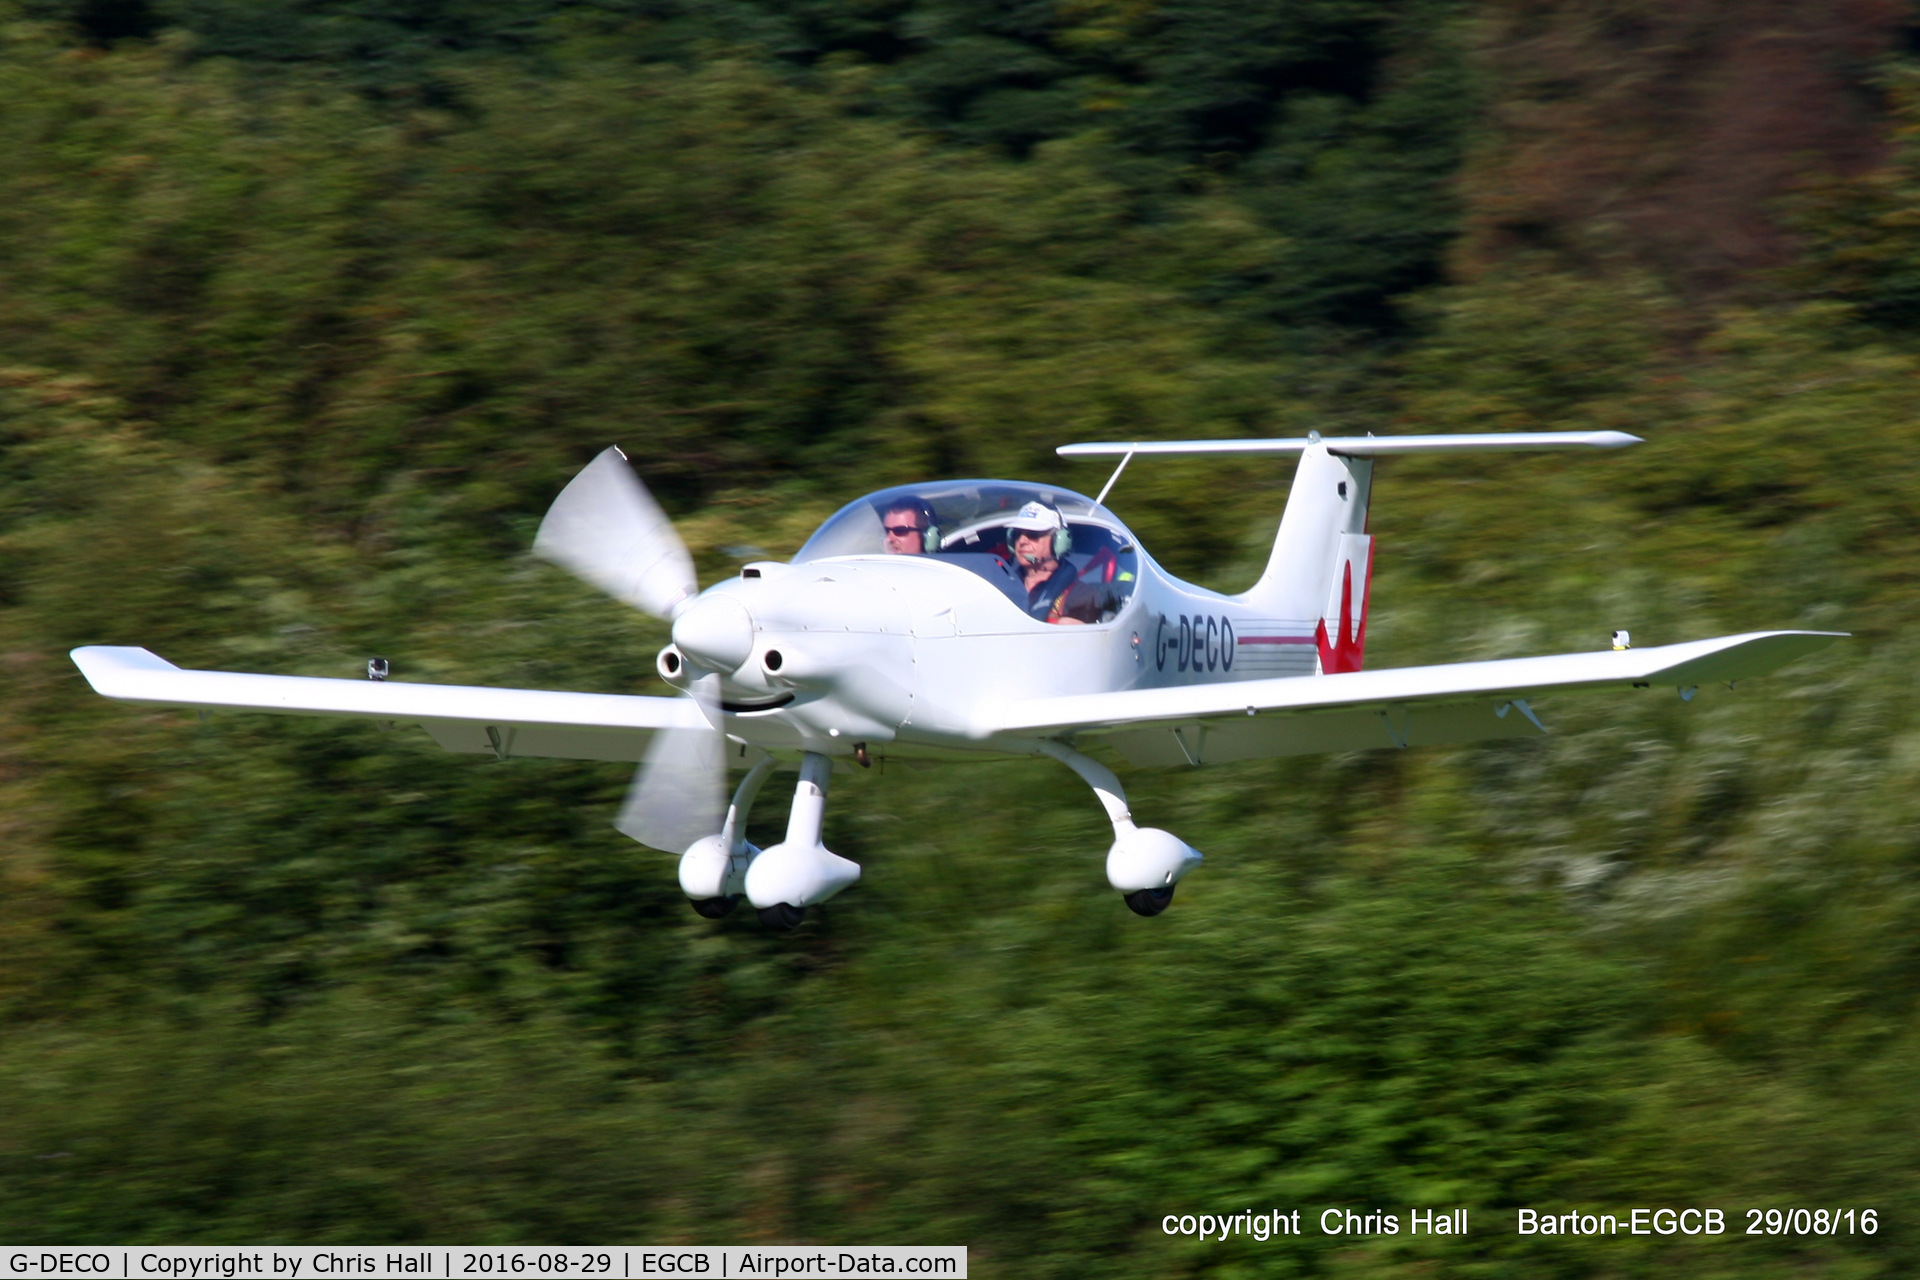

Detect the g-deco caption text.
xmin=3 ymin=1250 xmax=964 ymax=1280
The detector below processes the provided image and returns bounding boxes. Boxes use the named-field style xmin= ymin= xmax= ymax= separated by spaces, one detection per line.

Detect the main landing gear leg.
xmin=681 ymin=751 xmax=778 ymax=918
xmin=1037 ymin=740 xmax=1202 ymax=917
xmin=743 ymin=751 xmax=861 ymax=929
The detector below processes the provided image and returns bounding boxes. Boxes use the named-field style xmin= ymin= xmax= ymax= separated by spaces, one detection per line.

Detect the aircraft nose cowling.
xmin=671 ymin=595 xmax=755 ymax=673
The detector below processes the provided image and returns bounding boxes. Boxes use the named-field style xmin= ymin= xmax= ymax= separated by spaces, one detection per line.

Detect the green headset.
xmin=1011 ymin=513 xmax=1073 ymax=559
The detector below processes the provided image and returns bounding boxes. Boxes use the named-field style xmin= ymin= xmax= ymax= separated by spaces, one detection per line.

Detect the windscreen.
xmin=793 ymin=480 xmax=1142 ymax=625
xmin=794 ymin=481 xmax=1124 ymax=562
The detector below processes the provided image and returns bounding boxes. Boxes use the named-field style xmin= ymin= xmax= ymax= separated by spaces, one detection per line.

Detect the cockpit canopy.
xmin=794 ymin=480 xmax=1142 ymax=624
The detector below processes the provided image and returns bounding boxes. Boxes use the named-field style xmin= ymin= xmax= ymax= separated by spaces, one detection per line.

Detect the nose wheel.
xmin=680 ymin=752 xmax=858 ymax=929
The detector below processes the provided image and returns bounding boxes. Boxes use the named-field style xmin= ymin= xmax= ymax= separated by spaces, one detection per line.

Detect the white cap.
xmin=1006 ymin=501 xmax=1065 ymax=533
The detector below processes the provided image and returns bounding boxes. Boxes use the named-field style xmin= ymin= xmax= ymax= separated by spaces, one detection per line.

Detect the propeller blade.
xmin=615 ymin=675 xmax=725 ymax=853
xmin=534 ymin=446 xmax=697 ymax=619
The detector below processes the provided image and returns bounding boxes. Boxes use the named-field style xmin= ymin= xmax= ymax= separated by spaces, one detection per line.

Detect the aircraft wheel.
xmin=758 ymin=902 xmax=807 ymax=930
xmin=688 ymin=896 xmax=738 ymax=919
xmin=1123 ymin=885 xmax=1176 ymax=917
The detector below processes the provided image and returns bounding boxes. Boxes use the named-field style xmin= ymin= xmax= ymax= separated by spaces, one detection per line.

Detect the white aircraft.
xmin=72 ymin=432 xmax=1842 ymax=927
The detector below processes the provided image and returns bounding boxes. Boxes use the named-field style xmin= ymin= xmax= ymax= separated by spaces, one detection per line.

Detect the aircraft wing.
xmin=987 ymin=631 xmax=1845 ymax=767
xmin=70 ymin=645 xmax=705 ymax=763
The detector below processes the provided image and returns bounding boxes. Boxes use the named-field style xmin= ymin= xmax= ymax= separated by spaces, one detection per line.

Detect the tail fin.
xmin=1238 ymin=444 xmax=1374 ymax=673
xmin=1057 ymin=431 xmax=1640 ymax=677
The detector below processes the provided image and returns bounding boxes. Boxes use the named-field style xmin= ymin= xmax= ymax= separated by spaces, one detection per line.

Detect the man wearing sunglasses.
xmin=881 ymin=499 xmax=934 ymax=555
xmin=1006 ymin=501 xmax=1098 ymax=625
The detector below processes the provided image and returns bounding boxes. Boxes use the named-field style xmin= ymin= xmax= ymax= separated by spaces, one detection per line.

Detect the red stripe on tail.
xmin=1313 ymin=541 xmax=1373 ymax=674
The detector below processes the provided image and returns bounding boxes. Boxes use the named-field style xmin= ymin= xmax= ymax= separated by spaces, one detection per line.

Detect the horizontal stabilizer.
xmin=1059 ymin=431 xmax=1640 ymax=458
xmin=986 ymin=631 xmax=1844 ymax=767
xmin=70 ymin=646 xmax=704 ymax=763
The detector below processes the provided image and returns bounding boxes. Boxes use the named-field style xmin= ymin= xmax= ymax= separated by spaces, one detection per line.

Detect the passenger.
xmin=1004 ymin=502 xmax=1105 ymax=624
xmin=880 ymin=498 xmax=935 ymax=555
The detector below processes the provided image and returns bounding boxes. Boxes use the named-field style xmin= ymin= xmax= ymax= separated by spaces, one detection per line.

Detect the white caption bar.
xmin=1 ymin=1249 xmax=967 ymax=1280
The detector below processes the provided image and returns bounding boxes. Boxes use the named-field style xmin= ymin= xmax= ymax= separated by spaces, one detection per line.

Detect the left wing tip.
xmin=70 ymin=645 xmax=183 ymax=695
xmin=71 ymin=644 xmax=181 ymax=670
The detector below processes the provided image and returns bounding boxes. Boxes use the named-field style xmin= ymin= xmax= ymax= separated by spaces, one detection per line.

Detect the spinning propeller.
xmin=533 ymin=447 xmax=747 ymax=853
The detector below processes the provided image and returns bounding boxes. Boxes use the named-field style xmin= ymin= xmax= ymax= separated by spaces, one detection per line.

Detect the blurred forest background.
xmin=5 ymin=0 xmax=1920 ymax=1272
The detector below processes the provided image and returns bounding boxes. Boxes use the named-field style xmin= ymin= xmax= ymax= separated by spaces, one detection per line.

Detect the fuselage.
xmin=662 ymin=480 xmax=1331 ymax=761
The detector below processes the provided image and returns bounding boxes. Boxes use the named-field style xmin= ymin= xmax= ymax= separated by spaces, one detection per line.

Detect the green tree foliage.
xmin=17 ymin=0 xmax=1480 ymax=332
xmin=0 ymin=25 xmax=1285 ymax=556
xmin=1790 ymin=68 xmax=1920 ymax=330
xmin=2 ymin=13 xmax=1920 ymax=1276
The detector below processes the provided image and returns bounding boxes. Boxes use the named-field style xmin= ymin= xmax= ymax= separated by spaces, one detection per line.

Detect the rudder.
xmin=1314 ymin=532 xmax=1373 ymax=673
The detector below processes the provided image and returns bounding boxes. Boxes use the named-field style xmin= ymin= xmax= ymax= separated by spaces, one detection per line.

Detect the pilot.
xmin=1005 ymin=502 xmax=1104 ymax=625
xmin=881 ymin=498 xmax=935 ymax=555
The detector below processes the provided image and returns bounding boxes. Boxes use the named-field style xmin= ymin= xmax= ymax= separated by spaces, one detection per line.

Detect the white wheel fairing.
xmin=1107 ymin=827 xmax=1204 ymax=893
